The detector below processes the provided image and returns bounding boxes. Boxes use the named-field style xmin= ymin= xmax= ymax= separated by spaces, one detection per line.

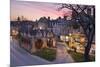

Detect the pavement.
xmin=52 ymin=42 xmax=74 ymax=64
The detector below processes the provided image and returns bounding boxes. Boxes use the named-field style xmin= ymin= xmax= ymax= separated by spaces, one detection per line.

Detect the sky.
xmin=10 ymin=0 xmax=72 ymax=21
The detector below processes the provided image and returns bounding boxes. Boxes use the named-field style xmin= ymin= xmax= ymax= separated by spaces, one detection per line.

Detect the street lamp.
xmin=39 ymin=26 xmax=42 ymax=30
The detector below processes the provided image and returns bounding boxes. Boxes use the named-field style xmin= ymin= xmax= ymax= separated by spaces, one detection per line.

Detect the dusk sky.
xmin=11 ymin=0 xmax=72 ymax=21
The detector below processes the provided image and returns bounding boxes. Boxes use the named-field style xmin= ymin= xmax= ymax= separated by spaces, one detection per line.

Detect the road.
xmin=10 ymin=38 xmax=74 ymax=67
xmin=10 ymin=39 xmax=51 ymax=67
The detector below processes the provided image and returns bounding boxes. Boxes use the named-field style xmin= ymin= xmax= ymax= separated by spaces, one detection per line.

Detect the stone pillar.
xmin=53 ymin=38 xmax=56 ymax=47
xmin=42 ymin=38 xmax=48 ymax=48
xmin=31 ymin=38 xmax=36 ymax=53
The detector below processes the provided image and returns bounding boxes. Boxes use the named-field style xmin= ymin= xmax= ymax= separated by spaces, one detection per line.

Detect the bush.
xmin=34 ymin=48 xmax=56 ymax=61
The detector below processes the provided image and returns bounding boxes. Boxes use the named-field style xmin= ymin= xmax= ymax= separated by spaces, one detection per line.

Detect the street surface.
xmin=10 ymin=38 xmax=74 ymax=67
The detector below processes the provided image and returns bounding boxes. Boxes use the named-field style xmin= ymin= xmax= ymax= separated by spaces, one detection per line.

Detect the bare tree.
xmin=58 ymin=4 xmax=95 ymax=61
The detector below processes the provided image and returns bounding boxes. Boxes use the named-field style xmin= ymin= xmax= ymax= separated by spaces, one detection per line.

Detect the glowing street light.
xmin=39 ymin=26 xmax=42 ymax=30
xmin=66 ymin=36 xmax=69 ymax=41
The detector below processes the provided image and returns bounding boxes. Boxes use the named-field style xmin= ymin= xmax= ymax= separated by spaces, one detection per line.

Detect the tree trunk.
xmin=84 ymin=26 xmax=94 ymax=61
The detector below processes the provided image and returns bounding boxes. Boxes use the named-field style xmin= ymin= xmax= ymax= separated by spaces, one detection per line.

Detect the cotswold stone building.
xmin=10 ymin=16 xmax=84 ymax=53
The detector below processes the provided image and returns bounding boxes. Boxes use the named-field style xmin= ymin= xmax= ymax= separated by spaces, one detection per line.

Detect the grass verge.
xmin=34 ymin=48 xmax=56 ymax=61
xmin=68 ymin=50 xmax=95 ymax=62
